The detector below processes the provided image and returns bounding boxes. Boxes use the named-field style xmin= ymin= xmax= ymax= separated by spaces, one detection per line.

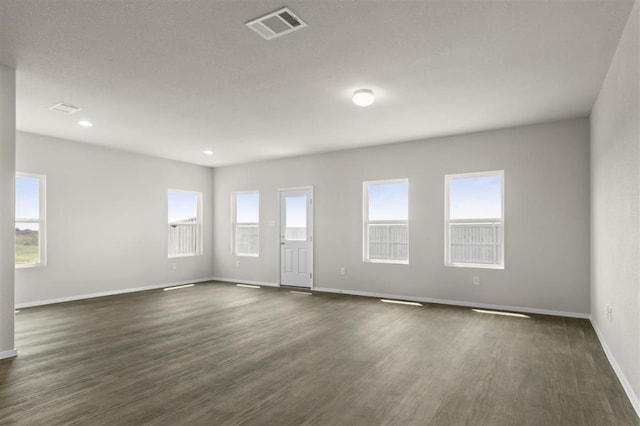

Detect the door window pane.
xmin=285 ymin=196 xmax=307 ymax=241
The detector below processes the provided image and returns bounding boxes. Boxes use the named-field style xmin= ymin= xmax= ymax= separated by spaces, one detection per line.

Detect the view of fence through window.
xmin=447 ymin=172 xmax=503 ymax=267
xmin=168 ymin=190 xmax=201 ymax=257
xmin=16 ymin=174 xmax=44 ymax=266
xmin=234 ymin=192 xmax=259 ymax=256
xmin=450 ymin=222 xmax=502 ymax=264
xmin=365 ymin=180 xmax=409 ymax=262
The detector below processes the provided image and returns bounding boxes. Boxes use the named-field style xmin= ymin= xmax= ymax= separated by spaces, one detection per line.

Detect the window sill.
xmin=168 ymin=254 xmax=203 ymax=259
xmin=364 ymin=259 xmax=409 ymax=265
xmin=16 ymin=263 xmax=46 ymax=269
xmin=234 ymin=254 xmax=259 ymax=258
xmin=445 ymin=262 xmax=504 ymax=270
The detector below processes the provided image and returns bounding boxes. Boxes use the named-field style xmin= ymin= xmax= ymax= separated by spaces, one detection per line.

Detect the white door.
xmin=280 ymin=188 xmax=313 ymax=288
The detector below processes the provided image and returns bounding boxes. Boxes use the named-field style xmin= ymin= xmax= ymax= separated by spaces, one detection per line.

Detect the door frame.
xmin=278 ymin=186 xmax=314 ymax=289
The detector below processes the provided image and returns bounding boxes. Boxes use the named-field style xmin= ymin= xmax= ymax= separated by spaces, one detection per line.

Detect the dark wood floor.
xmin=0 ymin=281 xmax=637 ymax=426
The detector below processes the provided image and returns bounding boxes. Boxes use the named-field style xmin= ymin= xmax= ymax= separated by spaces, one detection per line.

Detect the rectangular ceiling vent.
xmin=48 ymin=102 xmax=82 ymax=114
xmin=246 ymin=7 xmax=307 ymax=40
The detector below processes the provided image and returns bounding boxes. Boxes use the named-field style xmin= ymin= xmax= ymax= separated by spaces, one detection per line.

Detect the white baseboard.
xmin=591 ymin=318 xmax=640 ymax=418
xmin=210 ymin=277 xmax=279 ymax=288
xmin=15 ymin=277 xmax=217 ymax=309
xmin=0 ymin=349 xmax=17 ymax=360
xmin=313 ymin=287 xmax=590 ymax=319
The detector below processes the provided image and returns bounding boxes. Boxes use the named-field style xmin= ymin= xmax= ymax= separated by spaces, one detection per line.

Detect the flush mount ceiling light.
xmin=353 ymin=89 xmax=375 ymax=107
xmin=77 ymin=120 xmax=93 ymax=128
xmin=203 ymin=150 xmax=214 ymax=156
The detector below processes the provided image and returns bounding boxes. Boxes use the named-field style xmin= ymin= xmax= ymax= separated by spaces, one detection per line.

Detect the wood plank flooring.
xmin=0 ymin=281 xmax=637 ymax=425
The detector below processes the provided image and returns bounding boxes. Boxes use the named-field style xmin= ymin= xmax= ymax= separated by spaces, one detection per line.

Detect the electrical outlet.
xmin=340 ymin=267 xmax=346 ymax=276
xmin=473 ymin=276 xmax=480 ymax=285
xmin=171 ymin=263 xmax=177 ymax=270
xmin=607 ymin=305 xmax=613 ymax=322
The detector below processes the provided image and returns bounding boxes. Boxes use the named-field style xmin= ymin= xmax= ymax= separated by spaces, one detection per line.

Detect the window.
xmin=445 ymin=171 xmax=504 ymax=268
xmin=232 ymin=191 xmax=259 ymax=256
xmin=168 ymin=190 xmax=202 ymax=257
xmin=363 ymin=179 xmax=409 ymax=263
xmin=15 ymin=173 xmax=46 ymax=267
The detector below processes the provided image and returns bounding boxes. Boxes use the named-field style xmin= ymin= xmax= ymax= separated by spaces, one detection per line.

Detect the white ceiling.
xmin=0 ymin=1 xmax=635 ymax=167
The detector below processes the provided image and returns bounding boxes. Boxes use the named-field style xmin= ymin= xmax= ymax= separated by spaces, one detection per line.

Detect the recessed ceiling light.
xmin=78 ymin=120 xmax=93 ymax=128
xmin=353 ymin=89 xmax=375 ymax=107
xmin=203 ymin=150 xmax=214 ymax=156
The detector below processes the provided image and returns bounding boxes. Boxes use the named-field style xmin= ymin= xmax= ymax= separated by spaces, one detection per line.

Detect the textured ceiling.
xmin=0 ymin=0 xmax=635 ymax=167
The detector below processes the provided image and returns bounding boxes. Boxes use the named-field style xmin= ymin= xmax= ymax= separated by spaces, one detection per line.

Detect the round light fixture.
xmin=203 ymin=150 xmax=214 ymax=156
xmin=77 ymin=120 xmax=93 ymax=128
xmin=352 ymin=89 xmax=375 ymax=107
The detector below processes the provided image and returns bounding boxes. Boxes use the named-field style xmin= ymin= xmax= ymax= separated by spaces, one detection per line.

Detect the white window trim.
xmin=167 ymin=189 xmax=203 ymax=258
xmin=16 ymin=172 xmax=47 ymax=268
xmin=231 ymin=190 xmax=260 ymax=257
xmin=363 ymin=178 xmax=409 ymax=264
xmin=444 ymin=170 xmax=504 ymax=269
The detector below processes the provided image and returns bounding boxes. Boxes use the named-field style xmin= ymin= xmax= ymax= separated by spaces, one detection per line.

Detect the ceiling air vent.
xmin=48 ymin=103 xmax=82 ymax=114
xmin=246 ymin=7 xmax=307 ymax=40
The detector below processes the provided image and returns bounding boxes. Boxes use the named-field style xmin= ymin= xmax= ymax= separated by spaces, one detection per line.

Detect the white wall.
xmin=0 ymin=64 xmax=16 ymax=358
xmin=15 ymin=132 xmax=214 ymax=305
xmin=590 ymin=0 xmax=639 ymax=414
xmin=213 ymin=118 xmax=591 ymax=316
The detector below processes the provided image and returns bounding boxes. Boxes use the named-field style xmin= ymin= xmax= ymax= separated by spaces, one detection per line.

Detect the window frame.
xmin=231 ymin=190 xmax=260 ymax=257
xmin=15 ymin=172 xmax=47 ymax=268
xmin=167 ymin=189 xmax=203 ymax=258
xmin=363 ymin=178 xmax=410 ymax=265
xmin=444 ymin=170 xmax=505 ymax=269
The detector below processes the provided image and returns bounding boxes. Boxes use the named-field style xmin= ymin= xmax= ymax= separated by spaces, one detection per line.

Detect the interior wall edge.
xmin=0 ymin=64 xmax=16 ymax=355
